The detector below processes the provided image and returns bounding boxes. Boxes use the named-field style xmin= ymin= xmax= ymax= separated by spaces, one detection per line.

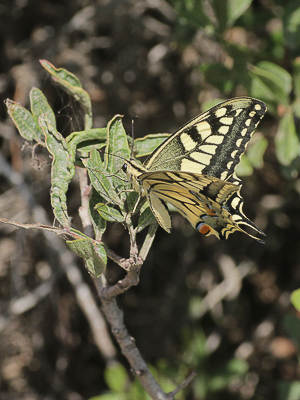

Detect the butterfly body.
xmin=123 ymin=97 xmax=267 ymax=242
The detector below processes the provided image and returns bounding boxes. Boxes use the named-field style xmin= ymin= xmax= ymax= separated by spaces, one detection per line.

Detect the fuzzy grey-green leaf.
xmin=251 ymin=62 xmax=291 ymax=110
xmin=83 ymin=149 xmax=121 ymax=205
xmin=39 ymin=114 xmax=75 ymax=226
xmin=134 ymin=133 xmax=170 ymax=157
xmin=40 ymin=59 xmax=92 ymax=130
xmin=95 ymin=203 xmax=124 ymax=223
xmin=105 ymin=115 xmax=131 ymax=200
xmin=67 ymin=128 xmax=107 ymax=155
xmin=5 ymin=99 xmax=43 ymax=143
xmin=126 ymin=191 xmax=140 ymax=213
xmin=67 ymin=238 xmax=106 ymax=276
xmin=137 ymin=206 xmax=157 ymax=232
xmin=89 ymin=188 xmax=107 ymax=239
xmin=30 ymin=87 xmax=56 ymax=130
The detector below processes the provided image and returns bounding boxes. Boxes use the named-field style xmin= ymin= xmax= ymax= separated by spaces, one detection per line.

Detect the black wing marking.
xmin=144 ymin=97 xmax=267 ymax=182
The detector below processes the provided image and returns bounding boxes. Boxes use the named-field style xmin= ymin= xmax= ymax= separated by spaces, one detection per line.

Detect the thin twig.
xmin=97 ymin=276 xmax=169 ymax=400
xmin=0 ymin=216 xmax=66 ymax=234
xmin=105 ymin=247 xmax=134 ymax=270
xmin=166 ymin=371 xmax=197 ymax=399
xmin=100 ymin=257 xmax=142 ymax=299
xmin=0 ymin=216 xmax=134 ymax=272
xmin=101 ymin=223 xmax=158 ymax=299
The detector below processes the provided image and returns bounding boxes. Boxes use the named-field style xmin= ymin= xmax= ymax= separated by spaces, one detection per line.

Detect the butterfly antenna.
xmin=131 ymin=116 xmax=138 ymax=159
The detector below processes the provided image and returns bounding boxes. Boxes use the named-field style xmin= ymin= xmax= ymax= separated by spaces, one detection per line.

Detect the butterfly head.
xmin=122 ymin=159 xmax=149 ymax=195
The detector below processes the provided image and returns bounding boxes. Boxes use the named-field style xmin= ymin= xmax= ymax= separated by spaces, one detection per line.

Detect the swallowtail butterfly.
xmin=122 ymin=97 xmax=267 ymax=243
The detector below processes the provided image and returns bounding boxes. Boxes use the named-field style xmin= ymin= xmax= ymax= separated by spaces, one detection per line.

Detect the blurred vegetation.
xmin=2 ymin=0 xmax=300 ymax=399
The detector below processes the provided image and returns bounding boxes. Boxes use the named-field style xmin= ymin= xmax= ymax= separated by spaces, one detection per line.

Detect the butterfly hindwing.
xmin=138 ymin=170 xmax=264 ymax=242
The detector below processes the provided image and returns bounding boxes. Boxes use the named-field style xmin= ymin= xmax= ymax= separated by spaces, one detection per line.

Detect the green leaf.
xmin=247 ymin=135 xmax=268 ymax=169
xmin=104 ymin=363 xmax=128 ymax=393
xmin=5 ymin=99 xmax=44 ymax=143
xmin=89 ymin=392 xmax=128 ymax=400
xmin=224 ymin=44 xmax=251 ymax=89
xmin=291 ymin=288 xmax=300 ymax=311
xmin=83 ymin=149 xmax=121 ymax=205
xmin=95 ymin=203 xmax=125 ymax=223
xmin=89 ymin=394 xmax=125 ymax=400
xmin=211 ymin=0 xmax=227 ymax=32
xmin=212 ymin=0 xmax=253 ymax=32
xmin=126 ymin=192 xmax=146 ymax=215
xmin=105 ymin=115 xmax=131 ymax=198
xmin=126 ymin=191 xmax=140 ymax=213
xmin=283 ymin=0 xmax=300 ymax=50
xmin=208 ymin=358 xmax=249 ymax=392
xmin=292 ymin=98 xmax=300 ymax=119
xmin=226 ymin=358 xmax=249 ymax=376
xmin=251 ymin=62 xmax=292 ymax=109
xmin=227 ymin=0 xmax=253 ymax=26
xmin=134 ymin=134 xmax=170 ymax=157
xmin=169 ymin=0 xmax=210 ymax=31
xmin=68 ymin=227 xmax=91 ymax=239
xmin=293 ymin=59 xmax=300 ymax=118
xmin=236 ymin=155 xmax=253 ymax=176
xmin=277 ymin=380 xmax=300 ymax=400
xmin=275 ymin=110 xmax=299 ymax=166
xmin=105 ymin=115 xmax=130 ymax=172
xmin=137 ymin=207 xmax=157 ymax=232
xmin=39 ymin=114 xmax=75 ymax=226
xmin=89 ymin=188 xmax=107 ymax=240
xmin=40 ymin=59 xmax=82 ymax=88
xmin=258 ymin=61 xmax=293 ymax=95
xmin=201 ymin=63 xmax=234 ymax=94
xmin=67 ymin=238 xmax=106 ymax=276
xmin=40 ymin=59 xmax=92 ymax=129
xmin=283 ymin=314 xmax=300 ymax=347
xmin=30 ymin=87 xmax=56 ymax=130
xmin=293 ymin=58 xmax=300 ymax=100
xmin=67 ymin=128 xmax=107 ymax=155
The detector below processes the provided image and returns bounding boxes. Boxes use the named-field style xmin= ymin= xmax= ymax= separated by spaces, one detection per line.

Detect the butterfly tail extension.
xmin=219 ymin=217 xmax=265 ymax=243
xmin=234 ymin=212 xmax=265 ymax=236
xmin=196 ymin=217 xmax=265 ymax=244
xmin=147 ymin=192 xmax=172 ymax=233
xmin=234 ymin=225 xmax=265 ymax=244
xmin=225 ymin=191 xmax=266 ymax=235
xmin=186 ymin=189 xmax=264 ymax=243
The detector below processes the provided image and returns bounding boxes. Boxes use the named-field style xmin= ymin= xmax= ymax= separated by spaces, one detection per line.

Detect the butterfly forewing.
xmin=144 ymin=97 xmax=267 ymax=182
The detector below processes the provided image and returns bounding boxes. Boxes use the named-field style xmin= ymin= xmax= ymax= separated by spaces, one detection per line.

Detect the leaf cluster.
xmin=5 ymin=60 xmax=168 ymax=276
xmin=170 ymin=0 xmax=300 ymax=177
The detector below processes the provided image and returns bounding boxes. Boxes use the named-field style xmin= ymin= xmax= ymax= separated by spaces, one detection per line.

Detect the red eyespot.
xmin=196 ymin=222 xmax=211 ymax=236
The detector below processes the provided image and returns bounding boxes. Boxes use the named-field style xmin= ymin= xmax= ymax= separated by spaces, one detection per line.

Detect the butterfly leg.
xmin=131 ymin=193 xmax=141 ymax=215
